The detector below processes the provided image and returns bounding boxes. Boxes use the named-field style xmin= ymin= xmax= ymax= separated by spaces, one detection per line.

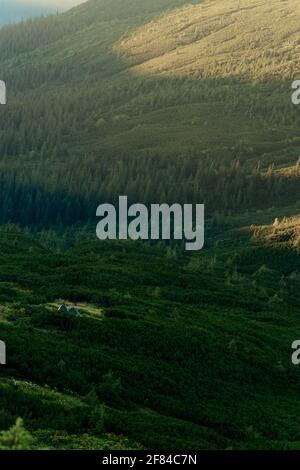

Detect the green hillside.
xmin=0 ymin=226 xmax=300 ymax=450
xmin=0 ymin=0 xmax=300 ymax=451
xmin=0 ymin=0 xmax=299 ymax=227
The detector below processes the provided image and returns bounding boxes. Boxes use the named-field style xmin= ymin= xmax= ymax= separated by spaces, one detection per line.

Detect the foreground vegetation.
xmin=0 ymin=222 xmax=299 ymax=449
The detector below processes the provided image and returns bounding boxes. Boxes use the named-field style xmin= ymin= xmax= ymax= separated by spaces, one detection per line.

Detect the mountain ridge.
xmin=0 ymin=1 xmax=58 ymax=25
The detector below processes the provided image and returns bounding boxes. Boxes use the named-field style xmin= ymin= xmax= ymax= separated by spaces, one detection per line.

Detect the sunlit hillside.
xmin=116 ymin=0 xmax=300 ymax=79
xmin=252 ymin=214 xmax=300 ymax=251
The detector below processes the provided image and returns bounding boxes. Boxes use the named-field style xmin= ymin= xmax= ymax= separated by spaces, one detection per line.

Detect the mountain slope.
xmin=1 ymin=1 xmax=300 ymax=451
xmin=1 ymin=228 xmax=300 ymax=449
xmin=116 ymin=0 xmax=300 ymax=80
xmin=0 ymin=0 xmax=299 ymax=227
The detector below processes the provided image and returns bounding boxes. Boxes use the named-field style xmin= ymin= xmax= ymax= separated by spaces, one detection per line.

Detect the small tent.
xmin=68 ymin=306 xmax=80 ymax=316
xmin=58 ymin=304 xmax=68 ymax=314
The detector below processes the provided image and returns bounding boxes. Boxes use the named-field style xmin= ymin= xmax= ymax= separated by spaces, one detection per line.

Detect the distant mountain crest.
xmin=0 ymin=1 xmax=58 ymax=25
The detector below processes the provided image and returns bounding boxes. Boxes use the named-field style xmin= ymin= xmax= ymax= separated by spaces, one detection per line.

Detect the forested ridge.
xmin=0 ymin=0 xmax=299 ymax=228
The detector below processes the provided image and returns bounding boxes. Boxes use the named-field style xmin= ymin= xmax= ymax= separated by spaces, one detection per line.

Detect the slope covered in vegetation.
xmin=0 ymin=0 xmax=299 ymax=228
xmin=0 ymin=0 xmax=300 ymax=451
xmin=116 ymin=0 xmax=300 ymax=80
xmin=252 ymin=214 xmax=300 ymax=251
xmin=0 ymin=228 xmax=299 ymax=449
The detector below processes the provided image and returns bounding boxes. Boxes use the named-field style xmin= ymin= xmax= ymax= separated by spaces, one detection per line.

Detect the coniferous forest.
xmin=0 ymin=0 xmax=300 ymax=452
